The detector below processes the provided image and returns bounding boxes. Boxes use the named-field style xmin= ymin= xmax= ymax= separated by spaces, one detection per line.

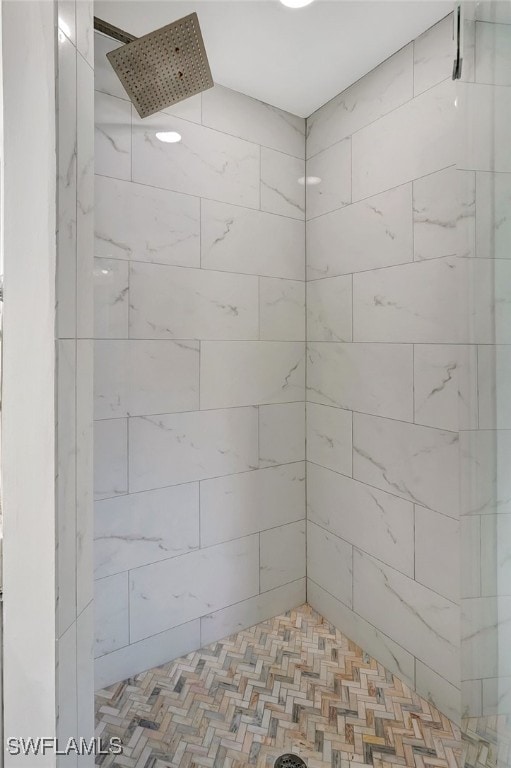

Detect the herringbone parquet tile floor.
xmin=95 ymin=604 xmax=463 ymax=768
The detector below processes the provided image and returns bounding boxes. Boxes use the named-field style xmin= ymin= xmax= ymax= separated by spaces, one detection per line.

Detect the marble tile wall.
xmin=459 ymin=8 xmax=511 ymax=720
xmin=93 ymin=35 xmax=306 ymax=688
xmin=305 ymin=13 xmax=463 ymax=724
xmin=56 ymin=0 xmax=95 ymax=758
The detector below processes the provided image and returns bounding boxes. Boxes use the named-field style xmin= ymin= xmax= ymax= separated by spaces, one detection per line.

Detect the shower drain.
xmin=274 ymin=755 xmax=307 ymax=768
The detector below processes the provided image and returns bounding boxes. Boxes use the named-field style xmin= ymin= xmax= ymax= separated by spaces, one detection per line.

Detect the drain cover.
xmin=274 ymin=755 xmax=307 ymax=768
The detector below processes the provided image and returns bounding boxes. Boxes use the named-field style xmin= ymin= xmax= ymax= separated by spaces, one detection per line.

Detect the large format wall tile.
xmin=461 ymin=597 xmax=511 ymax=679
xmin=307 ymin=521 xmax=353 ymax=607
xmin=413 ymin=166 xmax=475 ymax=261
xmin=129 ymin=535 xmax=260 ymax=642
xmin=307 ymin=342 xmax=413 ymax=421
xmin=306 ymin=184 xmax=412 ymax=279
xmin=305 ymin=139 xmax=351 ymax=220
xmin=475 ymin=22 xmax=511 ymax=86
xmin=307 ymin=276 xmax=352 ymax=342
xmin=201 ymin=580 xmax=305 ymax=647
xmin=353 ymin=257 xmax=460 ymax=344
xmin=259 ymin=279 xmax=305 ymax=341
xmin=260 ymin=148 xmax=305 ymax=219
xmin=129 ymin=262 xmax=259 ymax=341
xmin=306 ymin=44 xmax=413 ymax=158
xmin=481 ymin=514 xmax=511 ymax=597
xmin=94 ymin=258 xmax=129 ymax=339
xmin=476 ymin=171 xmax=511 ymax=259
xmin=200 ymin=341 xmax=305 ymax=409
xmin=415 ymin=660 xmax=460 ymax=725
xmin=259 ymin=403 xmax=305 ymax=467
xmin=129 ymin=407 xmax=258 ymax=492
xmin=306 ymin=403 xmax=352 ymax=476
xmin=260 ymin=521 xmax=305 ymax=592
xmin=307 ymin=462 xmax=414 ymax=577
xmin=94 ymin=91 xmax=131 ymax=181
xmin=413 ymin=14 xmax=454 ymax=96
xmin=478 ymin=345 xmax=511 ymax=429
xmin=353 ymin=550 xmax=459 ymax=686
xmin=94 ymin=339 xmax=199 ymax=419
xmin=415 ymin=505 xmax=459 ymax=602
xmin=460 ymin=430 xmax=511 ymax=516
xmin=413 ymin=344 xmax=478 ymax=431
xmin=200 ymin=462 xmax=305 ymax=547
xmin=353 ymin=413 xmax=459 ymax=517
xmin=201 ymin=200 xmax=305 ymax=280
xmin=94 ymin=418 xmax=128 ymax=501
xmin=94 ymin=484 xmax=200 ymax=579
xmin=94 ymin=573 xmax=129 ymax=657
xmin=458 ymin=83 xmax=511 ymax=172
xmin=95 ymin=176 xmax=200 ymax=267
xmin=132 ymin=111 xmax=260 ymax=208
xmin=202 ymin=84 xmax=305 ymax=159
xmin=307 ymin=580 xmax=415 ymax=688
xmin=352 ymin=79 xmax=455 ymax=200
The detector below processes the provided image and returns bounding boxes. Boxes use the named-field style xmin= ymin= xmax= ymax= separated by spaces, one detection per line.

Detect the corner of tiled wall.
xmin=93 ymin=35 xmax=307 ymax=688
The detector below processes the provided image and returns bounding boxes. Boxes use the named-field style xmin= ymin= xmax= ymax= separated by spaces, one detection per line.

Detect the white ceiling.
xmin=95 ymin=0 xmax=453 ymax=117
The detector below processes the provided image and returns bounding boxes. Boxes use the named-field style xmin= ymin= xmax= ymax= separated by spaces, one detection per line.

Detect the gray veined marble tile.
xmin=58 ymin=1 xmax=76 ymax=46
xmin=475 ymin=2 xmax=511 ymax=23
xmin=306 ymin=184 xmax=413 ymax=279
xmin=95 ymin=175 xmax=200 ymax=268
xmin=415 ymin=505 xmax=459 ymax=603
xmin=476 ymin=171 xmax=511 ymax=259
xmin=76 ymin=0 xmax=93 ymax=68
xmin=260 ymin=147 xmax=305 ymax=220
xmin=259 ymin=278 xmax=305 ymax=341
xmin=128 ymin=262 xmax=259 ymax=341
xmin=94 ymin=339 xmax=199 ymax=419
xmin=307 ymin=580 xmax=415 ymax=689
xmin=482 ymin=677 xmax=511 ymax=716
xmin=129 ymin=407 xmax=258 ymax=492
xmin=129 ymin=535 xmax=260 ymax=642
xmin=306 ymin=403 xmax=352 ymax=477
xmin=458 ymin=83 xmax=511 ymax=173
xmin=260 ymin=521 xmax=305 ymax=592
xmin=353 ymin=413 xmax=459 ymax=518
xmin=306 ymin=462 xmax=414 ymax=577
xmin=478 ymin=345 xmax=511 ymax=429
xmin=94 ymin=91 xmax=131 ymax=181
xmin=76 ymin=600 xmax=94 ymax=739
xmin=461 ymin=515 xmax=482 ymax=599
xmin=413 ymin=14 xmax=454 ymax=96
xmin=475 ymin=21 xmax=511 ymax=86
xmin=460 ymin=430 xmax=511 ymax=516
xmin=353 ymin=257 xmax=461 ymax=344
xmin=94 ymin=257 xmax=129 ymax=339
xmin=259 ymin=402 xmax=305 ymax=467
xmin=307 ymin=342 xmax=413 ymax=422
xmin=461 ymin=597 xmax=511 ymax=679
xmin=202 ymin=84 xmax=305 ymax=159
xmin=132 ymin=111 xmax=260 ymax=208
xmin=57 ymin=32 xmax=77 ymax=340
xmin=307 ymin=276 xmax=352 ymax=342
xmin=414 ymin=344 xmax=478 ymax=431
xmin=200 ymin=341 xmax=305 ymax=410
xmin=305 ymin=139 xmax=351 ymax=220
xmin=57 ymin=622 xmax=77 ymax=744
xmin=94 ymin=32 xmax=126 ymax=101
xmin=307 ymin=522 xmax=352 ymax=608
xmin=415 ymin=661 xmax=460 ymax=726
xmin=77 ymin=54 xmax=95 ymax=339
xmin=94 ymin=484 xmax=200 ymax=579
xmin=352 ymin=78 xmax=456 ymax=201
xmin=413 ymin=167 xmax=475 ymax=261
xmin=201 ymin=199 xmax=305 ymax=280
xmin=306 ymin=44 xmax=413 ymax=159
xmin=200 ymin=462 xmax=305 ymax=548
xmin=353 ymin=550 xmax=460 ymax=687
xmin=201 ymin=580 xmax=305 ymax=647
xmin=481 ymin=514 xmax=511 ymax=597
xmin=461 ymin=680 xmax=482 ymax=719
xmin=94 ymin=572 xmax=129 ymax=657
xmin=95 ymin=620 xmax=201 ymax=691
xmin=94 ymin=418 xmax=128 ymax=501
xmin=76 ymin=340 xmax=94 ymax=614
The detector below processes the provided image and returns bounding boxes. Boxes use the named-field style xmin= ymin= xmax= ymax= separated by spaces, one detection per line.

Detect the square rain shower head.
xmin=106 ymin=12 xmax=214 ymax=119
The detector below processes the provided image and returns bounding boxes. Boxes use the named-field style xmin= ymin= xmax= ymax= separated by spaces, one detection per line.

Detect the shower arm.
xmin=93 ymin=17 xmax=136 ymax=45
